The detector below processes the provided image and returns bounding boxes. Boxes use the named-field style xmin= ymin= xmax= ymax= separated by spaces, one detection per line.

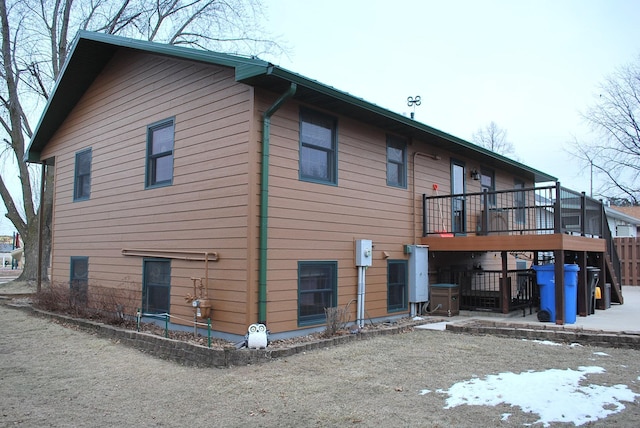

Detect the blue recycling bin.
xmin=532 ymin=264 xmax=579 ymax=324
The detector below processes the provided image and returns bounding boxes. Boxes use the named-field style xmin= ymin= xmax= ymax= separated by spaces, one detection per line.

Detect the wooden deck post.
xmin=501 ymin=251 xmax=509 ymax=314
xmin=577 ymin=251 xmax=588 ymax=317
xmin=554 ymin=250 xmax=565 ymax=325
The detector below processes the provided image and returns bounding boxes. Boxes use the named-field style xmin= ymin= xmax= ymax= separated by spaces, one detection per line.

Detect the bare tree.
xmin=577 ymin=55 xmax=640 ymax=205
xmin=472 ymin=121 xmax=515 ymax=157
xmin=0 ymin=0 xmax=281 ymax=283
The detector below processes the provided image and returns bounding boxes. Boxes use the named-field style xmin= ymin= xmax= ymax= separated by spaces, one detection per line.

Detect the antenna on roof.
xmin=407 ymin=96 xmax=421 ymax=120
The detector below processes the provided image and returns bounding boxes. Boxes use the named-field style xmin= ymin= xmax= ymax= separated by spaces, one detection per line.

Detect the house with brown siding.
xmin=26 ymin=32 xmax=623 ymax=341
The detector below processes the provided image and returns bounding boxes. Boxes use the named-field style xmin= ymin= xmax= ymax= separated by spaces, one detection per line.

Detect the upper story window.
xmin=146 ymin=119 xmax=174 ymax=188
xmin=386 ymin=135 xmax=407 ymax=188
xmin=514 ymin=179 xmax=526 ymax=225
xmin=299 ymin=109 xmax=337 ymax=185
xmin=73 ymin=148 xmax=92 ymax=201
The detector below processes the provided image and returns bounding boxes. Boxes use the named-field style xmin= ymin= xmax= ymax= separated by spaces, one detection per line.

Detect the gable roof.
xmin=25 ymin=31 xmax=556 ymax=183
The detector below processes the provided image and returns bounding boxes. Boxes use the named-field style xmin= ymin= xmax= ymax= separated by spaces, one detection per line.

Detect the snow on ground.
xmin=415 ymin=321 xmax=449 ymax=331
xmin=421 ymin=366 xmax=639 ymax=427
xmin=521 ymin=339 xmax=563 ymax=346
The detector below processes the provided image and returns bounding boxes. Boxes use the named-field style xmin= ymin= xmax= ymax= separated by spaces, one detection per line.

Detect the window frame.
xmin=70 ymin=256 xmax=89 ymax=305
xmin=480 ymin=167 xmax=496 ymax=206
xmin=299 ymin=109 xmax=338 ymax=185
xmin=514 ymin=179 xmax=526 ymax=225
xmin=387 ymin=259 xmax=408 ymax=312
xmin=145 ymin=118 xmax=175 ymax=189
xmin=386 ymin=135 xmax=407 ymax=188
xmin=142 ymin=258 xmax=171 ymax=314
xmin=73 ymin=148 xmax=92 ymax=201
xmin=297 ymin=261 xmax=337 ymax=326
xmin=451 ymin=159 xmax=466 ymax=234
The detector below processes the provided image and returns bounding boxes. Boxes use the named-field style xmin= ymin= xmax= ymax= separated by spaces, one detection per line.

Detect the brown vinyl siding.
xmin=39 ymin=45 xmax=539 ymax=337
xmin=41 ymin=50 xmax=255 ymax=335
xmin=260 ymin=98 xmax=423 ymax=331
xmin=255 ymin=93 xmax=536 ymax=332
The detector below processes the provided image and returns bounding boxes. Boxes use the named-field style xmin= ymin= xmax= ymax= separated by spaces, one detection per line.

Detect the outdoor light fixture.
xmin=470 ymin=169 xmax=480 ymax=180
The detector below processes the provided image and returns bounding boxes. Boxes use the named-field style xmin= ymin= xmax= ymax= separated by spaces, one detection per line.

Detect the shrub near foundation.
xmin=33 ymin=281 xmax=139 ymax=326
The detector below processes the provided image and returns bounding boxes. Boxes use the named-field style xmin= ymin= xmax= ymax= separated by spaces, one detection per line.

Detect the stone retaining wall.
xmin=14 ymin=304 xmax=640 ymax=367
xmin=25 ymin=307 xmax=422 ymax=368
xmin=446 ymin=320 xmax=640 ymax=350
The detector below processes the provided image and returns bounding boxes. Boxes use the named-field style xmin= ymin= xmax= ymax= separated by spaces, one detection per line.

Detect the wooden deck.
xmin=420 ymin=233 xmax=606 ymax=253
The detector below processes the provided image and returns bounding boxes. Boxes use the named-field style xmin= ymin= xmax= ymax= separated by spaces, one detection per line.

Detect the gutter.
xmin=259 ymin=83 xmax=297 ymax=324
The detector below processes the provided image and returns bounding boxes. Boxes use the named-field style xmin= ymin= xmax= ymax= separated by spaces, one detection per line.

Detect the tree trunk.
xmin=15 ymin=164 xmax=53 ymax=286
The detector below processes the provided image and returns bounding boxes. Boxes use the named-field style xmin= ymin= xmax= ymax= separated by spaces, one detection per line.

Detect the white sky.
xmin=261 ymin=0 xmax=640 ymax=194
xmin=3 ymin=1 xmax=638 ymax=236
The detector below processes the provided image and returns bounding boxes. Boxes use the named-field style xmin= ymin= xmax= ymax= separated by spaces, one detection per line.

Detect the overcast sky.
xmin=261 ymin=0 xmax=640 ymax=194
xmin=2 ymin=1 xmax=638 ymax=236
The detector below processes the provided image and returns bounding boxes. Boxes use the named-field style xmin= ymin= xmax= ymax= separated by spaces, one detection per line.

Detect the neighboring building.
xmin=0 ymin=234 xmax=22 ymax=269
xmin=607 ymin=206 xmax=640 ymax=237
xmin=25 ymin=32 xmax=621 ymax=340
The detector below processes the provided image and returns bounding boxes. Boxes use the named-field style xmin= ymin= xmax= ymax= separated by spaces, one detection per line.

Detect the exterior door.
xmin=451 ymin=161 xmax=466 ymax=234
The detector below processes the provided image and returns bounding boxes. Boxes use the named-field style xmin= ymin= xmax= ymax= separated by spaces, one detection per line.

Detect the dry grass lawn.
xmin=1 ymin=298 xmax=639 ymax=427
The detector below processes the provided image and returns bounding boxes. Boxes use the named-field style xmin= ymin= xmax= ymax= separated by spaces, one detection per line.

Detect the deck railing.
xmin=424 ymin=183 xmax=623 ymax=310
xmin=423 ymin=183 xmax=605 ymax=238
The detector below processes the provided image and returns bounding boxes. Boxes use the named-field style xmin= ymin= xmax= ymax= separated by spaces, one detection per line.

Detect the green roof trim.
xmin=25 ymin=31 xmax=556 ymax=183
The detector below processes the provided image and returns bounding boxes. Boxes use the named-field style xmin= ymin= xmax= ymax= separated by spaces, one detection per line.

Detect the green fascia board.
xmin=25 ymin=31 xmax=556 ymax=184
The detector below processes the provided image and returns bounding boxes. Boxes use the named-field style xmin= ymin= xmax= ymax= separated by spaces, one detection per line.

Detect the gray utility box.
xmin=407 ymin=245 xmax=429 ymax=303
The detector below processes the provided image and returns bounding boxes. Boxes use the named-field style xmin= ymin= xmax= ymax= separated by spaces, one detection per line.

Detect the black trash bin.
xmin=586 ymin=267 xmax=600 ymax=315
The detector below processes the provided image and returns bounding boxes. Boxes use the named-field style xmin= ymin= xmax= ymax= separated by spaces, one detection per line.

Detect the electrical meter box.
xmin=355 ymin=239 xmax=373 ymax=267
xmin=408 ymin=245 xmax=429 ymax=302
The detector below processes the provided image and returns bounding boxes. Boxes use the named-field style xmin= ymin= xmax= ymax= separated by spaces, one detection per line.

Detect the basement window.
xmin=387 ymin=260 xmax=408 ymax=312
xmin=70 ymin=256 xmax=88 ymax=306
xmin=142 ymin=259 xmax=171 ymax=314
xmin=298 ymin=261 xmax=337 ymax=325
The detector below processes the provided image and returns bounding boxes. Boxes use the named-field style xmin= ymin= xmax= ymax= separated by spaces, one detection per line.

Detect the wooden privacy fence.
xmin=614 ymin=237 xmax=640 ymax=286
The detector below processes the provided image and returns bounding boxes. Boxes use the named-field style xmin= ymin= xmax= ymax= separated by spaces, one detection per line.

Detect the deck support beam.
xmin=501 ymin=251 xmax=509 ymax=314
xmin=554 ymin=250 xmax=565 ymax=325
xmin=577 ymin=251 xmax=588 ymax=317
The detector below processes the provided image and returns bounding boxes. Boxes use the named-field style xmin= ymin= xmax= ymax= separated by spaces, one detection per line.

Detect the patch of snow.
xmin=593 ymin=352 xmax=609 ymax=356
xmin=522 ymin=339 xmax=562 ymax=346
xmin=415 ymin=322 xmax=449 ymax=331
xmin=501 ymin=413 xmax=511 ymax=421
xmin=419 ymin=389 xmax=431 ymax=395
xmin=430 ymin=366 xmax=639 ymax=427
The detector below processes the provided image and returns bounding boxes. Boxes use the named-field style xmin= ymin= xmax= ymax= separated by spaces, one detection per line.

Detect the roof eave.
xmin=239 ymin=66 xmax=557 ymax=183
xmin=25 ymin=31 xmax=557 ymax=184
